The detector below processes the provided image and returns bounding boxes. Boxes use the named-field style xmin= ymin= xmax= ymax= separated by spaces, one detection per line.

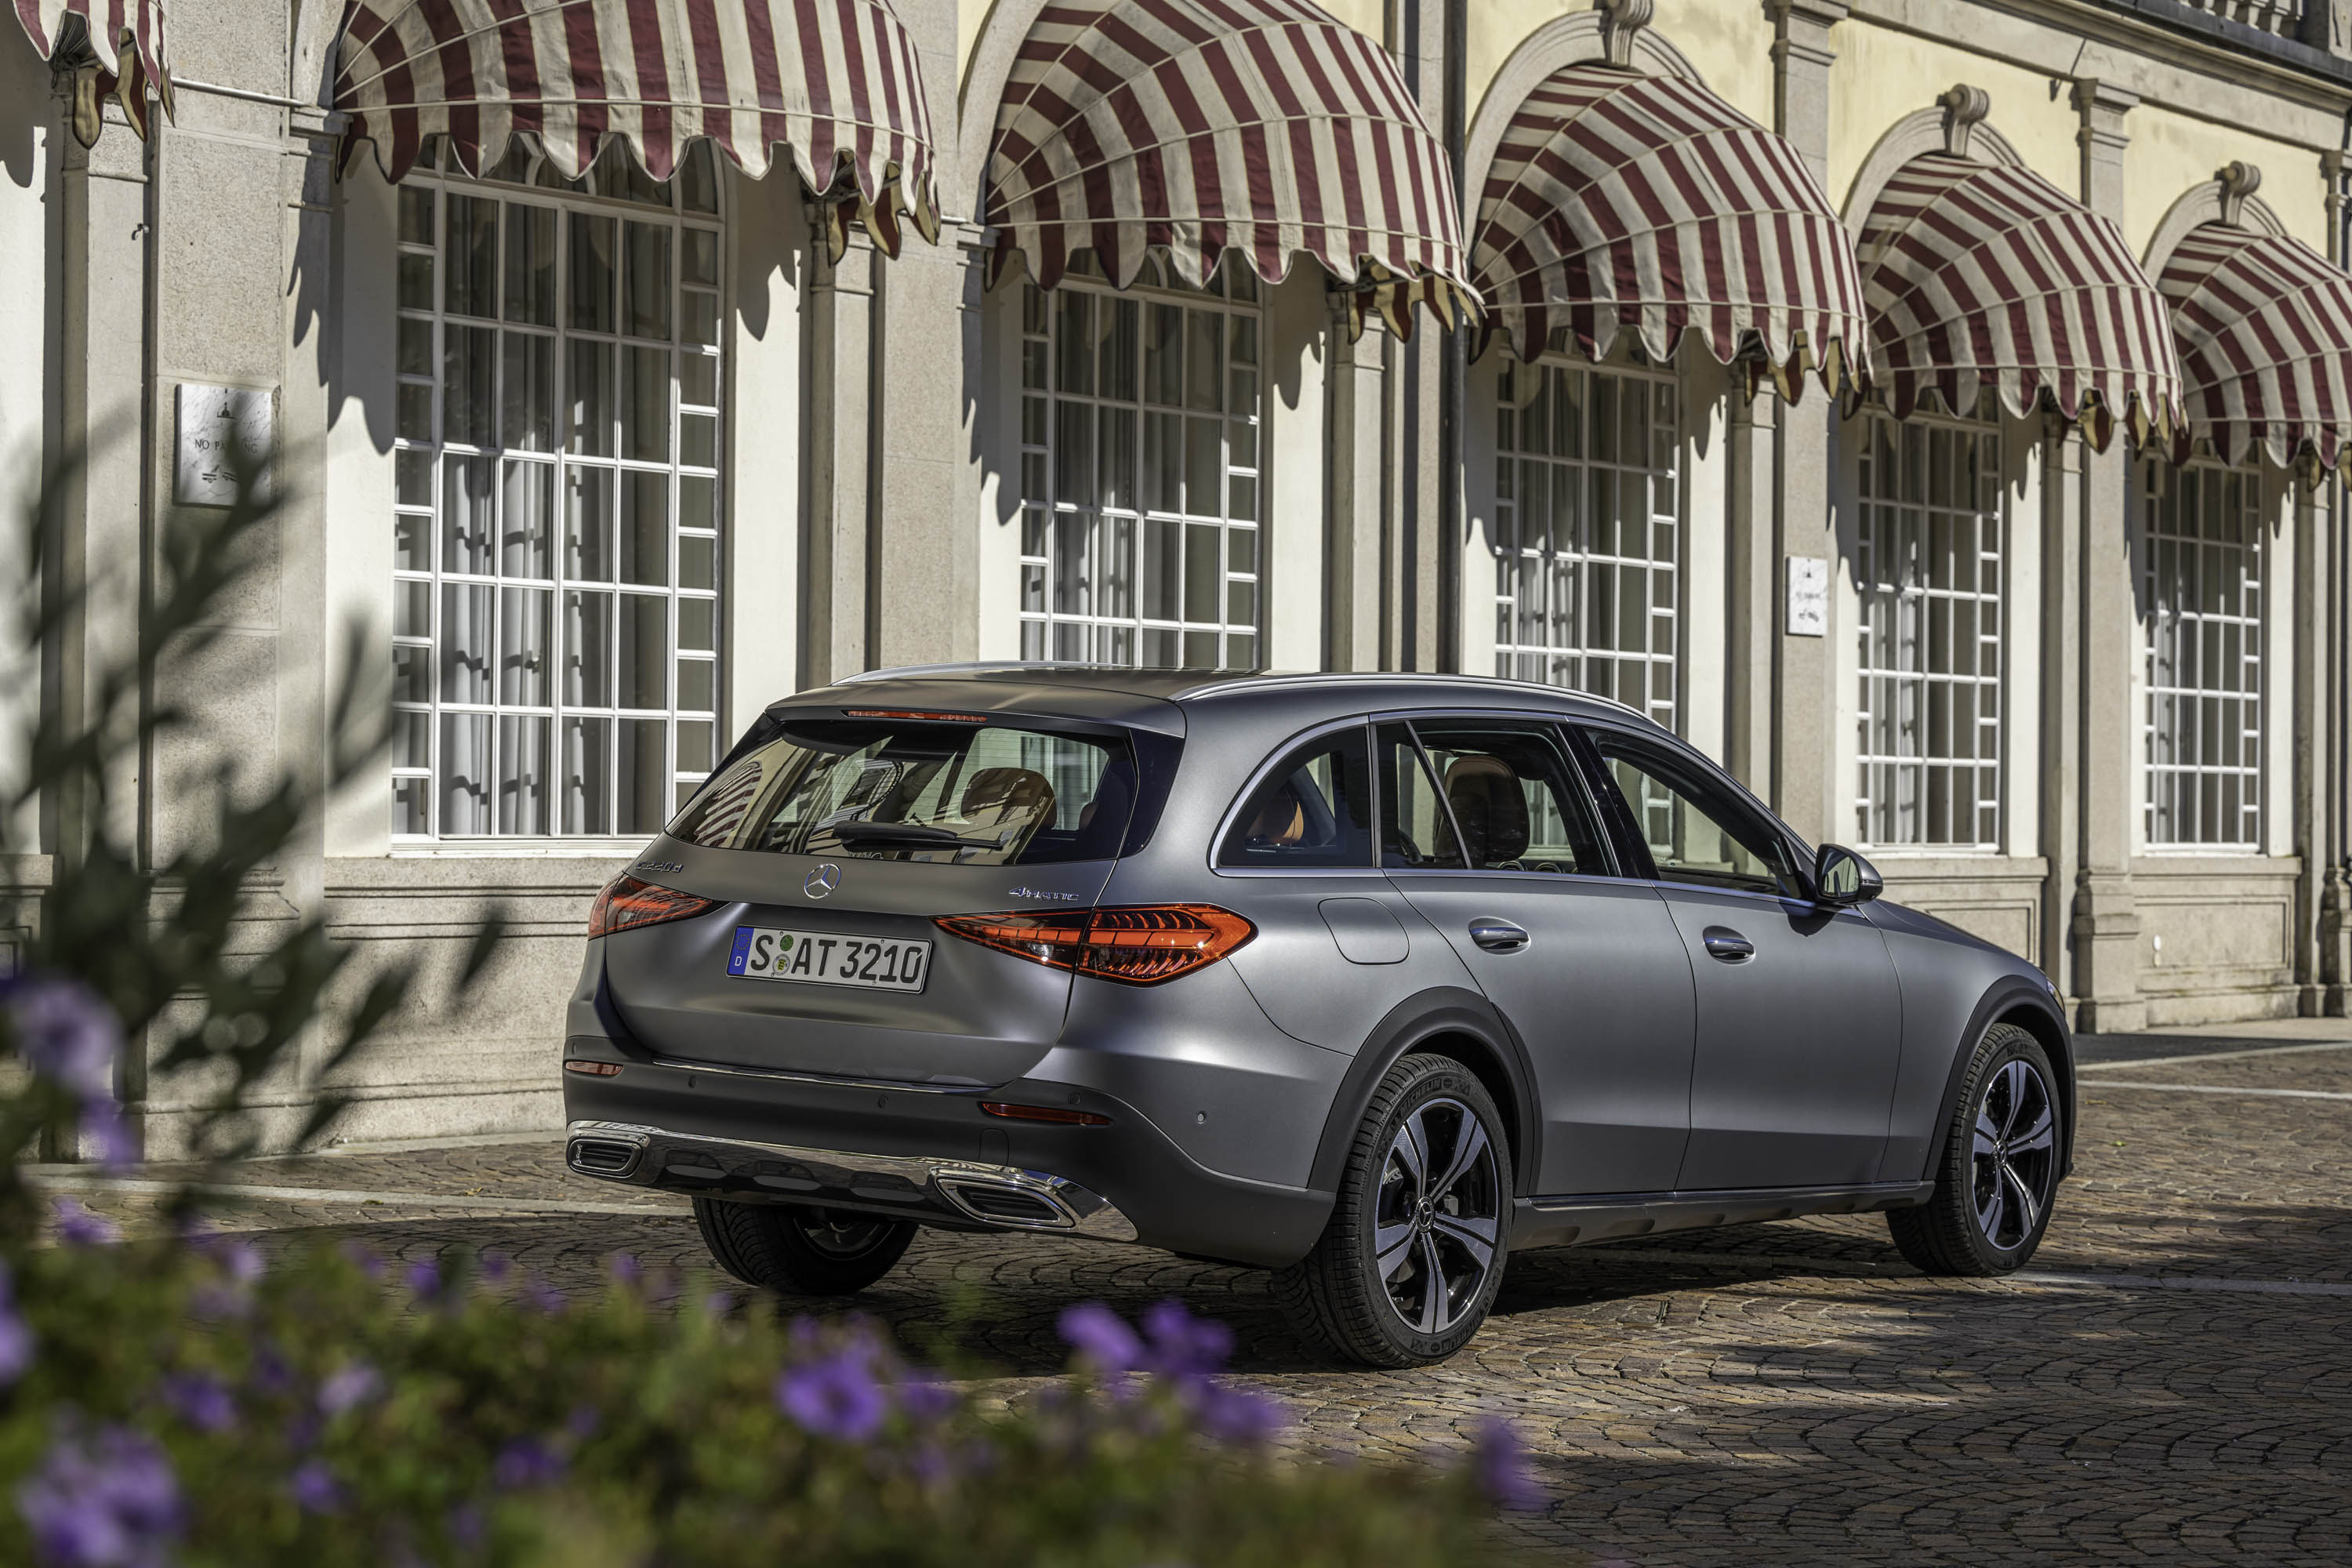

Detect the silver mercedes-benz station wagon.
xmin=563 ymin=666 xmax=2071 ymax=1367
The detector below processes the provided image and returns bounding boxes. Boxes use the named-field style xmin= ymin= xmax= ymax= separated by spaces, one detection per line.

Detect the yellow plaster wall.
xmin=1827 ymin=24 xmax=2080 ymax=213
xmin=2125 ymin=107 xmax=2327 ymax=256
xmin=1465 ymin=0 xmax=1773 ymax=128
xmin=1316 ymin=0 xmax=1388 ymax=42
xmin=959 ymin=0 xmax=989 ymax=89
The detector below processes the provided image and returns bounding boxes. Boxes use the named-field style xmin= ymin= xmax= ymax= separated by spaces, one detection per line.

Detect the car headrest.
xmin=960 ymin=767 xmax=1057 ymax=845
xmin=1443 ymin=754 xmax=1529 ymax=866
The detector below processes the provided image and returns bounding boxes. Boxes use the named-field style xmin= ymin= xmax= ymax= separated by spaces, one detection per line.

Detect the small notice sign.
xmin=174 ymin=383 xmax=275 ymax=507
xmin=1785 ymin=556 xmax=1828 ymax=637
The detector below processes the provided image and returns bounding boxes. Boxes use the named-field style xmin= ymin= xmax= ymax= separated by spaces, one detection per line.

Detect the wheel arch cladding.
xmin=1307 ymin=988 xmax=1540 ymax=1196
xmin=1926 ymin=981 xmax=2078 ymax=1182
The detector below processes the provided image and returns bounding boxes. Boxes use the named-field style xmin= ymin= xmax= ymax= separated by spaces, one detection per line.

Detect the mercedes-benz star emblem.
xmin=803 ymin=863 xmax=841 ymax=899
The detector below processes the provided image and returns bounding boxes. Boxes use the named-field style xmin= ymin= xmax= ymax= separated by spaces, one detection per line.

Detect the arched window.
xmin=1491 ymin=355 xmax=1679 ymax=730
xmin=389 ymin=139 xmax=724 ymax=838
xmin=1014 ymin=255 xmax=1265 ymax=670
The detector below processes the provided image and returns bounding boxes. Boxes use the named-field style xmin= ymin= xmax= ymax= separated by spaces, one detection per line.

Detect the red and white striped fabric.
xmin=985 ymin=0 xmax=1474 ymax=336
xmin=334 ymin=0 xmax=939 ymax=256
xmin=1472 ymin=64 xmax=1865 ymax=397
xmin=13 ymin=0 xmax=172 ymax=143
xmin=1857 ymin=154 xmax=2182 ymax=447
xmin=2160 ymin=223 xmax=2352 ymax=479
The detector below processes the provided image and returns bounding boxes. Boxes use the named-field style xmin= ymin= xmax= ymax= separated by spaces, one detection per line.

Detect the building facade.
xmin=7 ymin=0 xmax=2352 ymax=1156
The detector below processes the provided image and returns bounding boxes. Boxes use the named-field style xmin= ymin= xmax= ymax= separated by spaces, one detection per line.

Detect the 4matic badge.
xmin=1007 ymin=886 xmax=1082 ymax=902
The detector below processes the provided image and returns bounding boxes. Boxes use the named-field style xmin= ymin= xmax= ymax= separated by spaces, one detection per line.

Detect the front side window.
xmin=1584 ymin=728 xmax=1801 ymax=898
xmin=1016 ymin=256 xmax=1263 ymax=670
xmin=1218 ymin=728 xmax=1374 ymax=869
xmin=1492 ymin=358 xmax=1679 ymax=729
xmin=671 ymin=717 xmax=1136 ymax=866
xmin=1855 ymin=412 xmax=2003 ymax=849
xmin=2143 ymin=462 xmax=2264 ymax=848
xmin=390 ymin=139 xmax=724 ymax=838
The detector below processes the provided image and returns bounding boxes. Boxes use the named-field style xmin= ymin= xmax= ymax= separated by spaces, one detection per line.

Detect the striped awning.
xmin=2160 ymin=223 xmax=2352 ymax=480
xmin=1472 ymin=64 xmax=1865 ymax=397
xmin=13 ymin=0 xmax=172 ymax=145
xmin=984 ymin=0 xmax=1474 ymax=337
xmin=1857 ymin=154 xmax=2182 ymax=446
xmin=334 ymin=0 xmax=939 ymax=258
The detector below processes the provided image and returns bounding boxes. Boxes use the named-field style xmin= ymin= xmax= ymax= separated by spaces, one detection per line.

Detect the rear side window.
xmin=1218 ymin=727 xmax=1374 ymax=868
xmin=1410 ymin=723 xmax=1611 ymax=874
xmin=670 ymin=716 xmax=1138 ymax=865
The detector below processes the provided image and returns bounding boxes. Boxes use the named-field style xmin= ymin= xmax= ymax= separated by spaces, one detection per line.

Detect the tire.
xmin=1274 ymin=1053 xmax=1512 ymax=1368
xmin=693 ymin=1199 xmax=916 ymax=1295
xmin=1888 ymin=1022 xmax=2062 ymax=1276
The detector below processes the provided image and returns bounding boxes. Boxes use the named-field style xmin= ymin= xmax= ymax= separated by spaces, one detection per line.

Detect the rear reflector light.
xmin=980 ymin=1101 xmax=1111 ymax=1127
xmin=934 ymin=905 xmax=1254 ymax=986
xmin=588 ymin=875 xmax=721 ymax=940
xmin=564 ymin=1059 xmax=623 ymax=1077
xmin=843 ymin=709 xmax=989 ymax=723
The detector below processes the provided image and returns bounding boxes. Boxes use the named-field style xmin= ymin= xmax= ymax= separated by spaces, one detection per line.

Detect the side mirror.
xmin=1813 ymin=844 xmax=1883 ymax=907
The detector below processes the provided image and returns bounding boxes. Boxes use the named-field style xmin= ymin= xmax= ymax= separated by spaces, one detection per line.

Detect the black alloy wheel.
xmin=694 ymin=1198 xmax=917 ymax=1295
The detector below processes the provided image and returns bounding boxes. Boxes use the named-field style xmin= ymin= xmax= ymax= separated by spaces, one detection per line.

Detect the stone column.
xmin=871 ymin=223 xmax=982 ymax=669
xmin=2068 ymin=78 xmax=2143 ymax=1033
xmin=1384 ymin=0 xmax=1450 ymax=673
xmin=1325 ymin=301 xmax=1388 ymax=672
xmin=2038 ymin=423 xmax=2083 ymax=1005
xmin=2318 ymin=153 xmax=2352 ymax=1013
xmin=1766 ymin=0 xmax=1846 ymax=840
xmin=800 ymin=228 xmax=875 ymax=687
xmin=2292 ymin=474 xmax=2332 ymax=1013
xmin=1723 ymin=392 xmax=1777 ymax=793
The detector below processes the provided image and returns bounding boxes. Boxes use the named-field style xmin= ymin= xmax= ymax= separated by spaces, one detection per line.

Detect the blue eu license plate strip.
xmin=724 ymin=925 xmax=929 ymax=993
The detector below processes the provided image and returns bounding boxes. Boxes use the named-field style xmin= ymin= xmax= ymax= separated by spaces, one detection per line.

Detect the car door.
xmin=1572 ymin=724 xmax=1903 ymax=1192
xmin=1375 ymin=717 xmax=1696 ymax=1196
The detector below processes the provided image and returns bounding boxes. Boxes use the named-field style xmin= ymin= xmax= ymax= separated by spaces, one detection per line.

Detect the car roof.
xmin=792 ymin=662 xmax=1650 ymax=731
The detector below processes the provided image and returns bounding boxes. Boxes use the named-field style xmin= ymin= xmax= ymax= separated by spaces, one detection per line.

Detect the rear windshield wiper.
xmin=823 ymin=820 xmax=1007 ymax=851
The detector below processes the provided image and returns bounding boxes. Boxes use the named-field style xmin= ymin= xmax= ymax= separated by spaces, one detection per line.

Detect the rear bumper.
xmin=560 ymin=1041 xmax=1334 ymax=1268
xmin=566 ymin=1120 xmax=1141 ymax=1241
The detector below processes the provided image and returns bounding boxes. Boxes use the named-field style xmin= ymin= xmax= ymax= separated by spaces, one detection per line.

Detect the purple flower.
xmin=209 ymin=1239 xmax=264 ymax=1285
xmin=1058 ymin=1303 xmax=1144 ymax=1375
xmin=15 ymin=1424 xmax=182 ymax=1568
xmin=76 ymin=1102 xmax=135 ymax=1171
xmin=478 ymin=1250 xmax=512 ymax=1285
xmin=339 ymin=1240 xmax=385 ymax=1279
xmin=8 ymin=978 xmax=119 ymax=1102
xmin=777 ymin=1350 xmax=887 ymax=1443
xmin=0 ymin=1261 xmax=35 ymax=1388
xmin=289 ymin=1460 xmax=343 ymax=1515
xmin=51 ymin=1199 xmax=119 ymax=1248
xmin=491 ymin=1438 xmax=566 ymax=1490
xmin=524 ymin=1279 xmax=566 ymax=1314
xmin=248 ymin=1345 xmax=296 ymax=1399
xmin=159 ymin=1373 xmax=236 ymax=1435
xmin=446 ymin=1502 xmax=487 ymax=1551
xmin=701 ymin=1289 xmax=735 ymax=1319
xmin=895 ymin=1374 xmax=957 ymax=1425
xmin=607 ymin=1253 xmax=641 ymax=1287
xmin=1140 ymin=1299 xmax=1233 ymax=1378
xmin=318 ymin=1364 xmax=382 ymax=1417
xmin=1193 ymin=1384 xmax=1284 ymax=1445
xmin=1469 ymin=1417 xmax=1544 ymax=1511
xmin=405 ymin=1258 xmax=441 ymax=1301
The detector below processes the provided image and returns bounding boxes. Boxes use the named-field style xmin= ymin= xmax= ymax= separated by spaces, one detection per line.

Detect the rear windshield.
xmin=669 ymin=716 xmax=1139 ymax=865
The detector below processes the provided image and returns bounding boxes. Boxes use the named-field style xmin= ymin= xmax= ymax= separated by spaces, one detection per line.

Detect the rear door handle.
xmin=1701 ymin=927 xmax=1755 ymax=962
xmin=1468 ymin=917 xmax=1529 ymax=953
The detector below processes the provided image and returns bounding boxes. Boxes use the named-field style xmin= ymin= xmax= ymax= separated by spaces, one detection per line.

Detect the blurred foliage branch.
xmin=0 ymin=434 xmax=503 ymax=1232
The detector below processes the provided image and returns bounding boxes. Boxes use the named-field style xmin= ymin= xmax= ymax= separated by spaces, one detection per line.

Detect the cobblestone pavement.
xmin=29 ymin=1029 xmax=2352 ymax=1564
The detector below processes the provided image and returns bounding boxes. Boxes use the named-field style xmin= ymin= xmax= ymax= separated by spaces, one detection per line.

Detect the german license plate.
xmin=725 ymin=927 xmax=930 ymax=993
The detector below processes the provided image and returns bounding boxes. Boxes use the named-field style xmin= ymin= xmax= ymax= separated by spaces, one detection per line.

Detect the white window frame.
xmin=1015 ymin=256 xmax=1265 ymax=670
xmin=2140 ymin=458 xmax=2264 ymax=851
xmin=390 ymin=139 xmax=724 ymax=841
xmin=1490 ymin=357 xmax=1680 ymax=731
xmin=1853 ymin=408 xmax=2005 ymax=851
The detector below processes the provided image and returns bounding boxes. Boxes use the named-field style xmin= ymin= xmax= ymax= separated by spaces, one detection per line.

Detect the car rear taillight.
xmin=934 ymin=906 xmax=1254 ymax=985
xmin=588 ymin=875 xmax=720 ymax=940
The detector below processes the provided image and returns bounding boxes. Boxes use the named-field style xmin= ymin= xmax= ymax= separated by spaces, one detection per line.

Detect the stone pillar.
xmin=2068 ymin=78 xmax=2143 ymax=1033
xmin=1723 ymin=391 xmax=1777 ymax=794
xmin=1766 ymin=0 xmax=1846 ymax=840
xmin=2038 ymin=423 xmax=2084 ymax=1007
xmin=871 ymin=223 xmax=982 ymax=670
xmin=1325 ymin=301 xmax=1388 ymax=672
xmin=1385 ymin=0 xmax=1450 ymax=673
xmin=2319 ymin=151 xmax=2352 ymax=1012
xmin=801 ymin=229 xmax=875 ymax=687
xmin=2292 ymin=476 xmax=2332 ymax=1012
